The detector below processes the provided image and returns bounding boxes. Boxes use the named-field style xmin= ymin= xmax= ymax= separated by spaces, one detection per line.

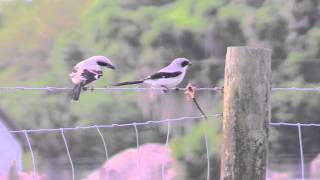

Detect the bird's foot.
xmin=174 ymin=87 xmax=180 ymax=92
xmin=82 ymin=86 xmax=94 ymax=92
xmin=161 ymin=85 xmax=170 ymax=93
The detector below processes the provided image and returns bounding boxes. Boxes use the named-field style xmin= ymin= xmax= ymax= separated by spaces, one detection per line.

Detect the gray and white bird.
xmin=69 ymin=56 xmax=115 ymax=101
xmin=113 ymin=58 xmax=191 ymax=91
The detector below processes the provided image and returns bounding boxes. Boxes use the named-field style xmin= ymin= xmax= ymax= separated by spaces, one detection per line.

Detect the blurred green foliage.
xmin=0 ymin=0 xmax=320 ymax=179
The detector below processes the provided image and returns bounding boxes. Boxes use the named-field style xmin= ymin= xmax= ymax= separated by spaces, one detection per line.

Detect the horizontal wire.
xmin=1 ymin=86 xmax=320 ymax=92
xmin=8 ymin=114 xmax=222 ymax=133
xmin=272 ymin=87 xmax=320 ymax=92
xmin=8 ymin=115 xmax=320 ymax=133
xmin=270 ymin=122 xmax=320 ymax=127
xmin=0 ymin=86 xmax=222 ymax=92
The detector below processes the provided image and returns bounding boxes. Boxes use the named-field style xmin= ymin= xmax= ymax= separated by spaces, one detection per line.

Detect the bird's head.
xmin=94 ymin=56 xmax=116 ymax=70
xmin=170 ymin=57 xmax=192 ymax=69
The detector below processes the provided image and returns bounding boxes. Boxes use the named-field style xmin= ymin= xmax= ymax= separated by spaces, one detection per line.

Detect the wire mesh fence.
xmin=1 ymin=86 xmax=320 ymax=179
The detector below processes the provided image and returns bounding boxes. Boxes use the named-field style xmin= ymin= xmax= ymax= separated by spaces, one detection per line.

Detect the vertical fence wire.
xmin=60 ymin=129 xmax=75 ymax=180
xmin=202 ymin=118 xmax=210 ymax=180
xmin=161 ymin=120 xmax=171 ymax=180
xmin=297 ymin=124 xmax=305 ymax=180
xmin=133 ymin=123 xmax=141 ymax=179
xmin=95 ymin=125 xmax=109 ymax=161
xmin=24 ymin=130 xmax=36 ymax=180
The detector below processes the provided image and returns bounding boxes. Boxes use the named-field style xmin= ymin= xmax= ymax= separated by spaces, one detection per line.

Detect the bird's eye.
xmin=181 ymin=61 xmax=189 ymax=67
xmin=97 ymin=61 xmax=108 ymax=66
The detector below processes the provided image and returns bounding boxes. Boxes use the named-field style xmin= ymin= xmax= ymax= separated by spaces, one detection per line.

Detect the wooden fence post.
xmin=220 ymin=46 xmax=272 ymax=180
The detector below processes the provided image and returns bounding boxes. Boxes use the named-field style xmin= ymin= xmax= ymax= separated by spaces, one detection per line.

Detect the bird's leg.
xmin=161 ymin=85 xmax=170 ymax=93
xmin=90 ymin=85 xmax=94 ymax=92
xmin=89 ymin=82 xmax=96 ymax=92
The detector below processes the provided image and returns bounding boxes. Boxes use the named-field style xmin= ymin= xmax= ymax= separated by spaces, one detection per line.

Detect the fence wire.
xmin=3 ymin=85 xmax=320 ymax=179
xmin=269 ymin=122 xmax=320 ymax=180
xmin=8 ymin=114 xmax=221 ymax=180
xmin=0 ymin=86 xmax=222 ymax=92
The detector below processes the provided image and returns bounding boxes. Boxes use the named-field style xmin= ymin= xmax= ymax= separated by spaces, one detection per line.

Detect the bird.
xmin=113 ymin=57 xmax=191 ymax=92
xmin=69 ymin=56 xmax=115 ymax=101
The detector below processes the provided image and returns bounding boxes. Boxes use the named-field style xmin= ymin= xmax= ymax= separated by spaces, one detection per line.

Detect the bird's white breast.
xmin=144 ymin=69 xmax=186 ymax=88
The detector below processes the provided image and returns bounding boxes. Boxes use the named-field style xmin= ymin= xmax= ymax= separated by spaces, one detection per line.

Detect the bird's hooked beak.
xmin=107 ymin=64 xmax=116 ymax=70
xmin=97 ymin=60 xmax=116 ymax=70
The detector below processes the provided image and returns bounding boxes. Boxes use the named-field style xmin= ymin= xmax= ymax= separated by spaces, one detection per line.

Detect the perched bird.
xmin=113 ymin=58 xmax=191 ymax=91
xmin=69 ymin=56 xmax=115 ymax=101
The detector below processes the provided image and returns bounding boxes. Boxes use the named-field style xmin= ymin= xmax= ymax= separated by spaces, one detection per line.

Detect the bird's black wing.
xmin=148 ymin=71 xmax=182 ymax=80
xmin=81 ymin=69 xmax=103 ymax=86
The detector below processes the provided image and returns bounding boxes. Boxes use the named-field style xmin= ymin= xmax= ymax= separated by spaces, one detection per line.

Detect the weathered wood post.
xmin=220 ymin=46 xmax=271 ymax=180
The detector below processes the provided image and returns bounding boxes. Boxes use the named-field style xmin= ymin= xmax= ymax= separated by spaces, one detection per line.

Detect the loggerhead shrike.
xmin=113 ymin=58 xmax=191 ymax=91
xmin=69 ymin=56 xmax=115 ymax=101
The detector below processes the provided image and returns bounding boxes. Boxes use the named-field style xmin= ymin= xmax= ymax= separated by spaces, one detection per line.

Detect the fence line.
xmin=6 ymin=113 xmax=320 ymax=180
xmin=13 ymin=116 xmax=320 ymax=180
xmin=3 ymin=85 xmax=320 ymax=179
xmin=8 ymin=114 xmax=221 ymax=133
xmin=269 ymin=122 xmax=320 ymax=180
xmin=6 ymin=115 xmax=320 ymax=180
xmin=270 ymin=122 xmax=320 ymax=127
xmin=1 ymin=86 xmax=320 ymax=93
xmin=272 ymin=87 xmax=320 ymax=92
xmin=0 ymin=86 xmax=222 ymax=92
xmin=10 ymin=114 xmax=221 ymax=180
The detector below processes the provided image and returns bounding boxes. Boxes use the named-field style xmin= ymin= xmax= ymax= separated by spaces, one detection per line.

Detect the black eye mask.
xmin=181 ymin=61 xmax=189 ymax=67
xmin=97 ymin=61 xmax=109 ymax=66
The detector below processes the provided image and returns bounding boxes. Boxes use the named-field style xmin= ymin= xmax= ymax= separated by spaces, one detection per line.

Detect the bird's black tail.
xmin=112 ymin=80 xmax=144 ymax=86
xmin=72 ymin=83 xmax=82 ymax=101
